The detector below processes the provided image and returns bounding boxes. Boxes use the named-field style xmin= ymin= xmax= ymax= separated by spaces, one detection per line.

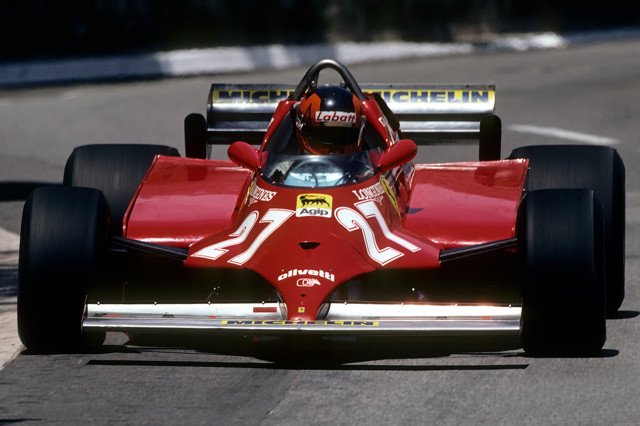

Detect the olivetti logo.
xmin=278 ymin=269 xmax=335 ymax=282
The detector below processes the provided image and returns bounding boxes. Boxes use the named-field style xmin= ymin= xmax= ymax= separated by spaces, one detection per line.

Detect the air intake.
xmin=298 ymin=241 xmax=321 ymax=250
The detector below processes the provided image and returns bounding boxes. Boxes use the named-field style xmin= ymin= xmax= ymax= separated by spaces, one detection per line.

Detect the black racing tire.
xmin=184 ymin=113 xmax=208 ymax=159
xmin=510 ymin=145 xmax=625 ymax=315
xmin=63 ymin=144 xmax=179 ymax=236
xmin=18 ymin=186 xmax=110 ymax=353
xmin=519 ymin=189 xmax=606 ymax=356
xmin=479 ymin=114 xmax=501 ymax=161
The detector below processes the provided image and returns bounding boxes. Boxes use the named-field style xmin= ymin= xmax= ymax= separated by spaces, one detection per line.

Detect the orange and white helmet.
xmin=295 ymin=85 xmax=364 ymax=154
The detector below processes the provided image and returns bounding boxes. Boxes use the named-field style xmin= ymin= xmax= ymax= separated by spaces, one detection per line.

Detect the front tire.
xmin=18 ymin=186 xmax=110 ymax=353
xmin=510 ymin=145 xmax=625 ymax=315
xmin=519 ymin=189 xmax=606 ymax=355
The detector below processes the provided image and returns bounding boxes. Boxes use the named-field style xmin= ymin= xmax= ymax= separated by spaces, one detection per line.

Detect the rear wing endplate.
xmin=205 ymin=83 xmax=496 ymax=145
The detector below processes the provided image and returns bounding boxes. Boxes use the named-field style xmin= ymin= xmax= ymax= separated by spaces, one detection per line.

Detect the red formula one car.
xmin=18 ymin=60 xmax=625 ymax=356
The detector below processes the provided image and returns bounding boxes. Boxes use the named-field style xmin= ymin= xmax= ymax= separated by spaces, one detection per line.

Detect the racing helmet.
xmin=295 ymin=85 xmax=364 ymax=155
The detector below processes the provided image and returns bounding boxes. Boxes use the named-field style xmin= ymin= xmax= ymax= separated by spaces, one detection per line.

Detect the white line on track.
xmin=508 ymin=124 xmax=619 ymax=145
xmin=0 ymin=227 xmax=22 ymax=370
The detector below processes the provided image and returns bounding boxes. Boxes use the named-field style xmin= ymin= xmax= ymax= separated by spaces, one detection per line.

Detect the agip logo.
xmin=296 ymin=193 xmax=333 ymax=218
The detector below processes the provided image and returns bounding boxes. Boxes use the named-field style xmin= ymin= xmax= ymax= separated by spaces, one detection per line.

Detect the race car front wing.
xmin=83 ymin=302 xmax=521 ymax=337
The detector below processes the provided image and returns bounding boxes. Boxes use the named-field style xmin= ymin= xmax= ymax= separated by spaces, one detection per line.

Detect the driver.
xmin=294 ymin=85 xmax=365 ymax=155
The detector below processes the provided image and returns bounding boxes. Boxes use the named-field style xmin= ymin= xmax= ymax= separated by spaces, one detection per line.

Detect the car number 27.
xmin=191 ymin=201 xmax=419 ymax=266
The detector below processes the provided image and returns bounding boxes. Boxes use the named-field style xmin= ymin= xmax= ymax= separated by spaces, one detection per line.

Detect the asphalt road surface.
xmin=1 ymin=39 xmax=639 ymax=424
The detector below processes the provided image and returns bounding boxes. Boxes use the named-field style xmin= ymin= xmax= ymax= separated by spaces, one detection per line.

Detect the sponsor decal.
xmin=352 ymin=182 xmax=386 ymax=203
xmin=296 ymin=193 xmax=333 ymax=218
xmin=314 ymin=111 xmax=356 ymax=126
xmin=253 ymin=306 xmax=278 ymax=313
xmin=247 ymin=181 xmax=277 ymax=205
xmin=380 ymin=177 xmax=400 ymax=214
xmin=221 ymin=320 xmax=379 ymax=326
xmin=297 ymin=278 xmax=321 ymax=287
xmin=212 ymin=89 xmax=493 ymax=105
xmin=377 ymin=115 xmax=396 ymax=141
xmin=376 ymin=89 xmax=493 ymax=104
xmin=213 ymin=90 xmax=294 ymax=103
xmin=278 ymin=269 xmax=335 ymax=282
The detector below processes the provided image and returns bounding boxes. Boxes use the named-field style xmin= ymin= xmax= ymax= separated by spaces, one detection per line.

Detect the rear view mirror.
xmin=376 ymin=139 xmax=417 ymax=172
xmin=228 ymin=141 xmax=261 ymax=171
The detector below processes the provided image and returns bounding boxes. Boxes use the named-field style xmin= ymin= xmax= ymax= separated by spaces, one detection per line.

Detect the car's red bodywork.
xmin=15 ymin=59 xmax=617 ymax=356
xmin=122 ymin=90 xmax=528 ymax=321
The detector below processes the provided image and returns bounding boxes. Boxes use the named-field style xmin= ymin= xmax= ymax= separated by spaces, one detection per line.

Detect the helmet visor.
xmin=304 ymin=124 xmax=361 ymax=154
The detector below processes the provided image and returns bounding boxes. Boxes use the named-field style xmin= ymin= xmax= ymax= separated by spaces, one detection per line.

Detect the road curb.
xmin=0 ymin=227 xmax=21 ymax=370
xmin=1 ymin=28 xmax=640 ymax=87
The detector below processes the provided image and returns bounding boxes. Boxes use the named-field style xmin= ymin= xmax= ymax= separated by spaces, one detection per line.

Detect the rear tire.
xmin=18 ymin=186 xmax=110 ymax=353
xmin=510 ymin=145 xmax=625 ymax=315
xmin=519 ymin=189 xmax=606 ymax=355
xmin=63 ymin=144 xmax=179 ymax=236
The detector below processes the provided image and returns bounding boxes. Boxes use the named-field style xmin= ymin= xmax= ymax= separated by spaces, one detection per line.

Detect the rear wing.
xmin=205 ymin=83 xmax=496 ymax=145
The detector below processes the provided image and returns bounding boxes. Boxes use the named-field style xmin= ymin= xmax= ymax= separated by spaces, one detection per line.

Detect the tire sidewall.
xmin=18 ymin=186 xmax=109 ymax=353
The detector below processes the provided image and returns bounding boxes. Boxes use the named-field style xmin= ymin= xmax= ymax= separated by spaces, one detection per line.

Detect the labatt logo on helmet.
xmin=314 ymin=110 xmax=357 ymax=127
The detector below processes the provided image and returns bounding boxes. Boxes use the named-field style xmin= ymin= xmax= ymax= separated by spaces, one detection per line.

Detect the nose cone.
xmin=186 ymin=198 xmax=440 ymax=320
xmin=254 ymin=227 xmax=377 ymax=320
